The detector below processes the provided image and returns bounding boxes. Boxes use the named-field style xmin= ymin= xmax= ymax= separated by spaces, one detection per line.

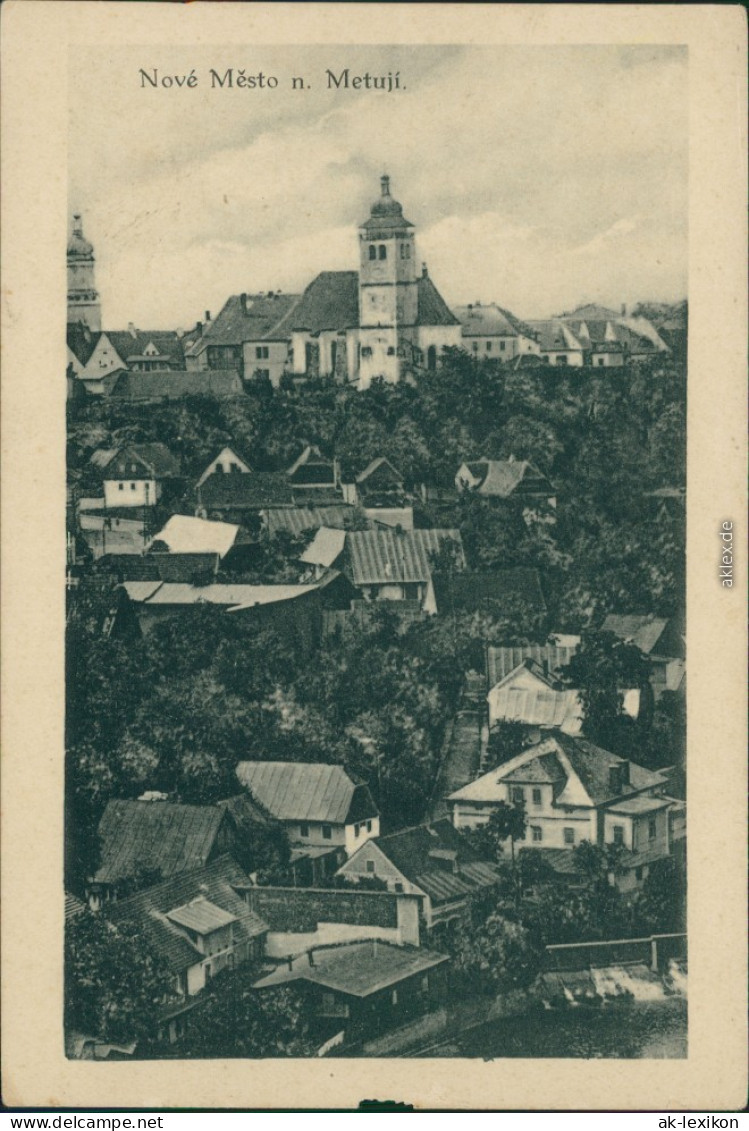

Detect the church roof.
xmin=267 ymin=271 xmax=360 ymax=336
xmin=416 ymin=275 xmax=460 ymax=327
xmin=67 ymin=215 xmax=94 ymax=259
xmin=360 ymin=174 xmax=415 ymax=232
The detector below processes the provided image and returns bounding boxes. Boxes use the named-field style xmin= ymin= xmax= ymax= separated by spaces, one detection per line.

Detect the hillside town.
xmin=65 ymin=177 xmax=687 ymax=1060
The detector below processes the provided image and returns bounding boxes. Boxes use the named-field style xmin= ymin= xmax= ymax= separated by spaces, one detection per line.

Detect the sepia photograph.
xmin=1 ymin=0 xmax=746 ymax=1113
xmin=63 ymin=42 xmax=689 ymax=1062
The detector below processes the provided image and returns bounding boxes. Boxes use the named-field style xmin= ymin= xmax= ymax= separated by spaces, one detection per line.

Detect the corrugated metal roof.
xmin=148 ymin=515 xmax=239 ymax=559
xmin=300 ymin=527 xmax=346 ymax=568
xmin=235 ymin=761 xmax=374 ymax=825
xmin=94 ymin=800 xmax=225 ymax=885
xmin=166 ymin=896 xmax=238 ymax=934
xmin=265 ymin=505 xmax=362 ymax=535
xmin=413 ymin=860 xmax=502 ymax=904
xmin=487 ymin=644 xmax=578 ymax=686
xmin=346 ymin=528 xmax=463 ymax=586
xmin=489 ymin=686 xmax=583 ymax=733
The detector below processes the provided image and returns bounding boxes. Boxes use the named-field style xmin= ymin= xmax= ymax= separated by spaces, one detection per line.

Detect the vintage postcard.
xmin=1 ymin=0 xmax=746 ymax=1112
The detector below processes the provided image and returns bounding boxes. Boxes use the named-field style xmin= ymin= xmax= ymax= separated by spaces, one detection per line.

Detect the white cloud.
xmin=71 ymin=45 xmax=688 ymax=328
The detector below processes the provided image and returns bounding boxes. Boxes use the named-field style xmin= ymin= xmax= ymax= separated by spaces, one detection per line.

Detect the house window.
xmin=322 ymin=825 xmax=332 ymax=840
xmin=555 ymin=356 xmax=568 ymax=366
xmin=378 ymin=245 xmax=387 ymax=260
xmin=648 ymin=818 xmax=657 ymax=840
xmin=366 ymin=860 xmax=375 ymax=873
xmin=612 ymin=825 xmax=624 ymax=846
xmin=130 ymin=482 xmax=137 ymax=491
xmin=387 ymin=347 xmax=395 ymax=356
xmin=368 ymin=245 xmax=377 ymax=260
xmin=400 ymin=244 xmax=406 ymax=259
xmin=394 ymin=882 xmax=404 ymax=892
xmin=532 ymin=788 xmax=542 ymax=806
xmin=486 ymin=341 xmax=492 ymax=351
xmin=511 ymin=787 xmax=524 ymax=806
xmin=354 ymin=824 xmax=360 ymax=838
xmin=531 ymin=826 xmax=543 ymax=842
xmin=472 ymin=341 xmax=479 ymax=352
xmin=215 ymin=463 xmax=224 ymax=474
xmin=635 ymin=866 xmax=644 ymax=881
xmin=366 ymin=820 xmax=372 ymax=833
xmin=597 ymin=357 xmax=605 ymax=366
xmin=321 ymin=992 xmax=336 ymax=1014
xmin=563 ymin=827 xmax=575 ymax=845
xmin=300 ymin=823 xmax=309 ymax=838
xmin=255 ymin=346 xmax=269 ymax=359
xmin=118 ymin=483 xmax=124 ymax=491
xmin=500 ymin=341 xmax=506 ymax=351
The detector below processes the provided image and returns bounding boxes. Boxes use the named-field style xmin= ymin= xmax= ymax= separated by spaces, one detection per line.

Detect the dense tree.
xmin=560 ymin=630 xmax=651 ymax=750
xmin=65 ymin=910 xmax=177 ymax=1046
xmin=447 ymin=894 xmax=542 ymax=997
xmin=177 ymin=968 xmax=317 ymax=1058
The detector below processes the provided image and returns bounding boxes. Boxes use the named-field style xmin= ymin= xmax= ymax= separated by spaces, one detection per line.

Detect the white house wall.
xmin=103 ymin=478 xmax=161 ymax=508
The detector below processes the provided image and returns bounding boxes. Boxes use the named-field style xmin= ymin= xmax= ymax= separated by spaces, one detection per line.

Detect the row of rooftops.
xmin=69 ymin=297 xmax=669 ymax=376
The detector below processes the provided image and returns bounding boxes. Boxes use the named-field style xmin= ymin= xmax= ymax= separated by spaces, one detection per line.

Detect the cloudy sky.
xmin=70 ymin=44 xmax=687 ymax=330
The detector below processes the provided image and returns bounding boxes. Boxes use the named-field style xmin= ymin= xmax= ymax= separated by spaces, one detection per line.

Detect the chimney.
xmin=205 ymin=310 xmax=211 ymax=323
xmin=422 ymin=263 xmax=428 ymax=278
xmin=72 ymin=213 xmax=83 ymax=235
xmin=621 ymin=303 xmax=627 ymax=317
xmin=286 ymin=954 xmax=293 ymax=972
xmin=240 ymin=293 xmax=248 ymax=314
xmin=380 ymin=174 xmax=390 ymax=197
xmin=128 ymin=322 xmax=137 ymax=338
xmin=195 ymin=321 xmax=202 ymax=337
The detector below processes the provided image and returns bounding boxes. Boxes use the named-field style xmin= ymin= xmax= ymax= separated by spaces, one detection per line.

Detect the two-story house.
xmin=235 ymin=762 xmax=380 ymax=877
xmin=105 ymin=856 xmax=268 ymax=1044
xmin=336 ymin=819 xmax=502 ymax=935
xmin=93 ymin=442 xmax=181 ymax=509
xmin=448 ymin=733 xmax=677 ymax=889
xmin=344 ymin=527 xmax=465 ymax=613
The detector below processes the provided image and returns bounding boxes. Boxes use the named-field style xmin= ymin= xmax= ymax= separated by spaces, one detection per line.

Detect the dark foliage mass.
xmin=65 ymin=350 xmax=686 ymax=1051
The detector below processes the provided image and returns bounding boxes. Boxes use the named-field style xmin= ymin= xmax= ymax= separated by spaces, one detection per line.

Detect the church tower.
xmin=67 ymin=214 xmax=101 ymax=331
xmin=358 ymin=175 xmax=419 ymax=388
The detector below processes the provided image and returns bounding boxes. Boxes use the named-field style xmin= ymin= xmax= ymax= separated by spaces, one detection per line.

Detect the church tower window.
xmin=378 ymin=245 xmax=387 ymax=260
xmin=369 ymin=245 xmax=377 ymax=260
